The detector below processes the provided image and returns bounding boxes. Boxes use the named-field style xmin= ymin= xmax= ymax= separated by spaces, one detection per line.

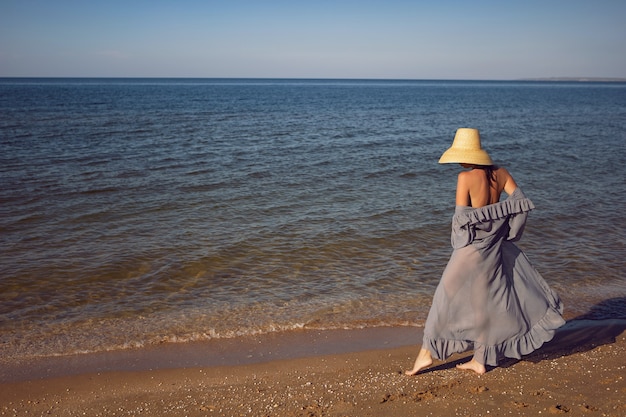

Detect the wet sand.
xmin=1 ymin=319 xmax=625 ymax=416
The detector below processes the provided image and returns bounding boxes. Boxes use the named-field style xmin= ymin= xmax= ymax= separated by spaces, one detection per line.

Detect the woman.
xmin=406 ymin=128 xmax=565 ymax=376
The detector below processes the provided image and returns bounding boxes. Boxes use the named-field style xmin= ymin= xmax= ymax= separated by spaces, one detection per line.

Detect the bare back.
xmin=456 ymin=166 xmax=518 ymax=208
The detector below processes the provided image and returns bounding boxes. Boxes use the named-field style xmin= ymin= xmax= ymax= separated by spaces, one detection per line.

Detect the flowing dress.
xmin=422 ymin=188 xmax=565 ymax=366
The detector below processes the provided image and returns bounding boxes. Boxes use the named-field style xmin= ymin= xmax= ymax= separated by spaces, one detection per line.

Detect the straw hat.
xmin=438 ymin=128 xmax=494 ymax=165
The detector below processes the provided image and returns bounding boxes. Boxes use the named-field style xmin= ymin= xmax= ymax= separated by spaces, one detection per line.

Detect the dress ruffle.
xmin=423 ymin=301 xmax=564 ymax=366
xmin=451 ymin=188 xmax=536 ymax=249
xmin=453 ymin=188 xmax=535 ymax=228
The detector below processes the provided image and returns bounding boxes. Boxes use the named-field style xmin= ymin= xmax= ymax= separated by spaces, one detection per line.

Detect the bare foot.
xmin=456 ymin=359 xmax=486 ymax=375
xmin=405 ymin=348 xmax=433 ymax=376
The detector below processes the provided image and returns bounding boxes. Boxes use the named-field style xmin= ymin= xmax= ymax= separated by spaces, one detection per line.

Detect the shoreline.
xmin=1 ymin=317 xmax=624 ymax=383
xmin=0 ymin=326 xmax=423 ymax=384
xmin=1 ymin=318 xmax=625 ymax=416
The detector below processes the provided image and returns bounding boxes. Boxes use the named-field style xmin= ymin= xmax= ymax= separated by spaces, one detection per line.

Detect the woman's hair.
xmin=478 ymin=165 xmax=498 ymax=189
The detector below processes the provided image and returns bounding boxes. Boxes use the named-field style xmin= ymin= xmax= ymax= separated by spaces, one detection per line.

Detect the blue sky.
xmin=1 ymin=0 xmax=625 ymax=79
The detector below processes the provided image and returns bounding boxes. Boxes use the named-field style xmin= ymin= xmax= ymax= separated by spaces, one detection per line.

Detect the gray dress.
xmin=423 ymin=188 xmax=565 ymax=366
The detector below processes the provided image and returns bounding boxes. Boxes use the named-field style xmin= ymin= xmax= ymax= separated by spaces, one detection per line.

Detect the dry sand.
xmin=1 ymin=319 xmax=625 ymax=417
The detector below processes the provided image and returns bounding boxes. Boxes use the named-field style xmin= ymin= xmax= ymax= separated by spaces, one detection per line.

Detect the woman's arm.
xmin=499 ymin=167 xmax=518 ymax=195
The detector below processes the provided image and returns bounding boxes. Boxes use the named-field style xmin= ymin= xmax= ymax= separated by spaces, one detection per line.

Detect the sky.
xmin=1 ymin=0 xmax=625 ymax=79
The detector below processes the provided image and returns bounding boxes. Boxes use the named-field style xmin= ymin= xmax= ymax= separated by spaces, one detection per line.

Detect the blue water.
xmin=1 ymin=78 xmax=625 ymax=361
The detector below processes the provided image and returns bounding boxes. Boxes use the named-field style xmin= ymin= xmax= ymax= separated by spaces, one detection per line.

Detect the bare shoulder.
xmin=459 ymin=169 xmax=483 ymax=180
xmin=455 ymin=170 xmax=472 ymax=206
xmin=456 ymin=170 xmax=472 ymax=192
xmin=494 ymin=166 xmax=511 ymax=178
xmin=494 ymin=166 xmax=518 ymax=194
xmin=457 ymin=169 xmax=482 ymax=187
xmin=457 ymin=169 xmax=472 ymax=180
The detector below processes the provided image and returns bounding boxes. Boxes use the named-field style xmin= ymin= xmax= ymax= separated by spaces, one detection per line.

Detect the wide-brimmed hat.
xmin=438 ymin=128 xmax=494 ymax=166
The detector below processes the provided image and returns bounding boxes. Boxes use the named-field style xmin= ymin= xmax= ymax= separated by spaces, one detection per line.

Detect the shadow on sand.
xmin=500 ymin=296 xmax=626 ymax=369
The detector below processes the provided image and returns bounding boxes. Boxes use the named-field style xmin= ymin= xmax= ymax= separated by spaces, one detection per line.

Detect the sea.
xmin=1 ymin=78 xmax=625 ymax=364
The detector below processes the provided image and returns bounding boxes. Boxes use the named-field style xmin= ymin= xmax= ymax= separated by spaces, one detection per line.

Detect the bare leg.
xmin=456 ymin=358 xmax=486 ymax=375
xmin=404 ymin=348 xmax=433 ymax=376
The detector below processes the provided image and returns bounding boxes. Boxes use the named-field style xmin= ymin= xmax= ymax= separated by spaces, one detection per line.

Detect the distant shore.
xmin=1 ymin=319 xmax=624 ymax=416
xmin=518 ymin=77 xmax=626 ymax=82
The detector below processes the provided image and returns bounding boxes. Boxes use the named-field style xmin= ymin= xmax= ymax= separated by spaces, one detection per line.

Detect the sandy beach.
xmin=1 ymin=318 xmax=625 ymax=417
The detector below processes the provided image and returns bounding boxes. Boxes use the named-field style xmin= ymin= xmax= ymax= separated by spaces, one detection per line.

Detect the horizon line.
xmin=1 ymin=76 xmax=626 ymax=82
